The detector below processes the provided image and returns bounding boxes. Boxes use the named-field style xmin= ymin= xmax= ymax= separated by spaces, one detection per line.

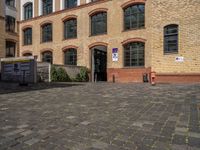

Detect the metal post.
xmin=112 ymin=74 xmax=115 ymax=83
xmin=94 ymin=73 xmax=97 ymax=83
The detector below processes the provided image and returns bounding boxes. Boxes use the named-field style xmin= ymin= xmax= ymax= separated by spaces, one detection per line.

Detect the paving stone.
xmin=80 ymin=121 xmax=91 ymax=126
xmin=0 ymin=82 xmax=200 ymax=149
xmin=24 ymin=138 xmax=40 ymax=146
xmin=91 ymin=141 xmax=109 ymax=149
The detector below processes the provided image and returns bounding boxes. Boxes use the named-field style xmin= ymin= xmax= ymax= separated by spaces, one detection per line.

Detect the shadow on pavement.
xmin=0 ymin=82 xmax=85 ymax=94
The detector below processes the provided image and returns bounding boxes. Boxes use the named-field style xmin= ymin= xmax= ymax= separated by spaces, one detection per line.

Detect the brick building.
xmin=0 ymin=0 xmax=20 ymax=59
xmin=4 ymin=0 xmax=200 ymax=83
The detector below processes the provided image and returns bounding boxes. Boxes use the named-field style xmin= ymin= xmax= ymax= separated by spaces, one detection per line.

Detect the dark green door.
xmin=94 ymin=49 xmax=107 ymax=81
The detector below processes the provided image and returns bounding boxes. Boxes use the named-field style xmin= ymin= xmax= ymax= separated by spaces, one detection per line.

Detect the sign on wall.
xmin=112 ymin=48 xmax=118 ymax=62
xmin=175 ymin=56 xmax=184 ymax=62
xmin=0 ymin=57 xmax=37 ymax=83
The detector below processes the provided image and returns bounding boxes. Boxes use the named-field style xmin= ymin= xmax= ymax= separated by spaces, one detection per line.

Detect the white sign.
xmin=112 ymin=48 xmax=118 ymax=62
xmin=175 ymin=56 xmax=184 ymax=62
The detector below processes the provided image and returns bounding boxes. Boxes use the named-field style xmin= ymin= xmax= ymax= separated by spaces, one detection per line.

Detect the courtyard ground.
xmin=0 ymin=82 xmax=200 ymax=150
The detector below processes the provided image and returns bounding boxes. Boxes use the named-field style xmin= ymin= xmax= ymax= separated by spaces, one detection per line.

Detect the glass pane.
xmin=124 ymin=42 xmax=144 ymax=67
xmin=124 ymin=4 xmax=145 ymax=30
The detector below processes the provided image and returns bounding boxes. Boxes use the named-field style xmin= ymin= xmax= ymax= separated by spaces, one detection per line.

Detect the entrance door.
xmin=93 ymin=48 xmax=107 ymax=82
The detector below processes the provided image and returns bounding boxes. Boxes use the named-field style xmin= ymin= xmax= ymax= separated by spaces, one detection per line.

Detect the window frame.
xmin=23 ymin=28 xmax=32 ymax=45
xmin=42 ymin=0 xmax=53 ymax=15
xmin=123 ymin=4 xmax=145 ymax=31
xmin=64 ymin=0 xmax=77 ymax=9
xmin=164 ymin=24 xmax=179 ymax=54
xmin=90 ymin=11 xmax=107 ymax=36
xmin=123 ymin=42 xmax=145 ymax=67
xmin=42 ymin=51 xmax=53 ymax=64
xmin=6 ymin=41 xmax=16 ymax=58
xmin=41 ymin=23 xmax=53 ymax=43
xmin=63 ymin=18 xmax=77 ymax=39
xmin=5 ymin=0 xmax=15 ymax=8
xmin=5 ymin=15 xmax=16 ymax=32
xmin=64 ymin=48 xmax=77 ymax=66
xmin=24 ymin=2 xmax=33 ymax=20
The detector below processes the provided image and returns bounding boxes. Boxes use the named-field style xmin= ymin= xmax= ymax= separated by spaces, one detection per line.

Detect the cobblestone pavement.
xmin=0 ymin=82 xmax=200 ymax=150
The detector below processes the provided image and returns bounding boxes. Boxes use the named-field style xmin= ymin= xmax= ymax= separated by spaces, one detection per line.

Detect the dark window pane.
xmin=5 ymin=15 xmax=15 ymax=32
xmin=42 ymin=23 xmax=52 ymax=42
xmin=24 ymin=28 xmax=32 ymax=45
xmin=124 ymin=4 xmax=145 ymax=30
xmin=6 ymin=41 xmax=15 ymax=57
xmin=124 ymin=42 xmax=145 ymax=67
xmin=64 ymin=19 xmax=77 ymax=39
xmin=24 ymin=3 xmax=33 ymax=20
xmin=91 ymin=12 xmax=107 ymax=35
xmin=164 ymin=25 xmax=178 ymax=53
xmin=64 ymin=48 xmax=77 ymax=65
xmin=42 ymin=51 xmax=53 ymax=64
xmin=42 ymin=0 xmax=52 ymax=15
xmin=65 ymin=0 xmax=77 ymax=8
xmin=6 ymin=0 xmax=15 ymax=7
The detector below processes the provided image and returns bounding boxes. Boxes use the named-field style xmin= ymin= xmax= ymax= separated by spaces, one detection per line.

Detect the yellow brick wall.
xmin=19 ymin=0 xmax=200 ymax=74
xmin=0 ymin=18 xmax=5 ymax=58
xmin=20 ymin=0 xmax=150 ymax=69
xmin=0 ymin=0 xmax=5 ymax=58
xmin=150 ymin=0 xmax=200 ymax=73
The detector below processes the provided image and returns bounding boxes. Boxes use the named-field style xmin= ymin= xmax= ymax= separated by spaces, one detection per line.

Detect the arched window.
xmin=5 ymin=15 xmax=15 ymax=32
xmin=124 ymin=4 xmax=145 ymax=30
xmin=91 ymin=12 xmax=107 ymax=36
xmin=24 ymin=3 xmax=33 ymax=20
xmin=42 ymin=0 xmax=53 ymax=15
xmin=23 ymin=53 xmax=32 ymax=56
xmin=41 ymin=23 xmax=52 ymax=42
xmin=23 ymin=28 xmax=32 ymax=45
xmin=65 ymin=0 xmax=77 ymax=8
xmin=42 ymin=51 xmax=53 ymax=64
xmin=6 ymin=41 xmax=15 ymax=58
xmin=124 ymin=42 xmax=144 ymax=67
xmin=64 ymin=18 xmax=77 ymax=39
xmin=164 ymin=24 xmax=178 ymax=53
xmin=6 ymin=0 xmax=15 ymax=7
xmin=64 ymin=48 xmax=77 ymax=65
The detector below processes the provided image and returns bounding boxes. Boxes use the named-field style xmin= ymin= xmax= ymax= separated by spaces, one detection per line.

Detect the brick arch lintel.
xmin=62 ymin=45 xmax=78 ymax=51
xmin=5 ymin=38 xmax=18 ymax=43
xmin=40 ymin=20 xmax=53 ymax=26
xmin=22 ymin=25 xmax=33 ymax=30
xmin=88 ymin=8 xmax=108 ymax=16
xmin=88 ymin=42 xmax=108 ymax=49
xmin=62 ymin=15 xmax=77 ymax=21
xmin=121 ymin=0 xmax=146 ymax=8
xmin=23 ymin=1 xmax=33 ymax=7
xmin=40 ymin=48 xmax=54 ymax=54
xmin=22 ymin=50 xmax=33 ymax=55
xmin=121 ymin=38 xmax=146 ymax=45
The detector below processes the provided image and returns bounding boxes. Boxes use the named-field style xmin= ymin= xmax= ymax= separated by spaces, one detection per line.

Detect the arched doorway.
xmin=90 ymin=45 xmax=107 ymax=82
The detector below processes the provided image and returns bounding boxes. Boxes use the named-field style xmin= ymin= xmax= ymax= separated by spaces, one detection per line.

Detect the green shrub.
xmin=75 ymin=67 xmax=89 ymax=82
xmin=51 ymin=65 xmax=58 ymax=82
xmin=51 ymin=66 xmax=71 ymax=82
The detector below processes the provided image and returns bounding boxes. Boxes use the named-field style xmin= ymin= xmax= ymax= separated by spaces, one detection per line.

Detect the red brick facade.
xmin=107 ymin=67 xmax=151 ymax=83
xmin=107 ymin=69 xmax=200 ymax=83
xmin=156 ymin=74 xmax=200 ymax=83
